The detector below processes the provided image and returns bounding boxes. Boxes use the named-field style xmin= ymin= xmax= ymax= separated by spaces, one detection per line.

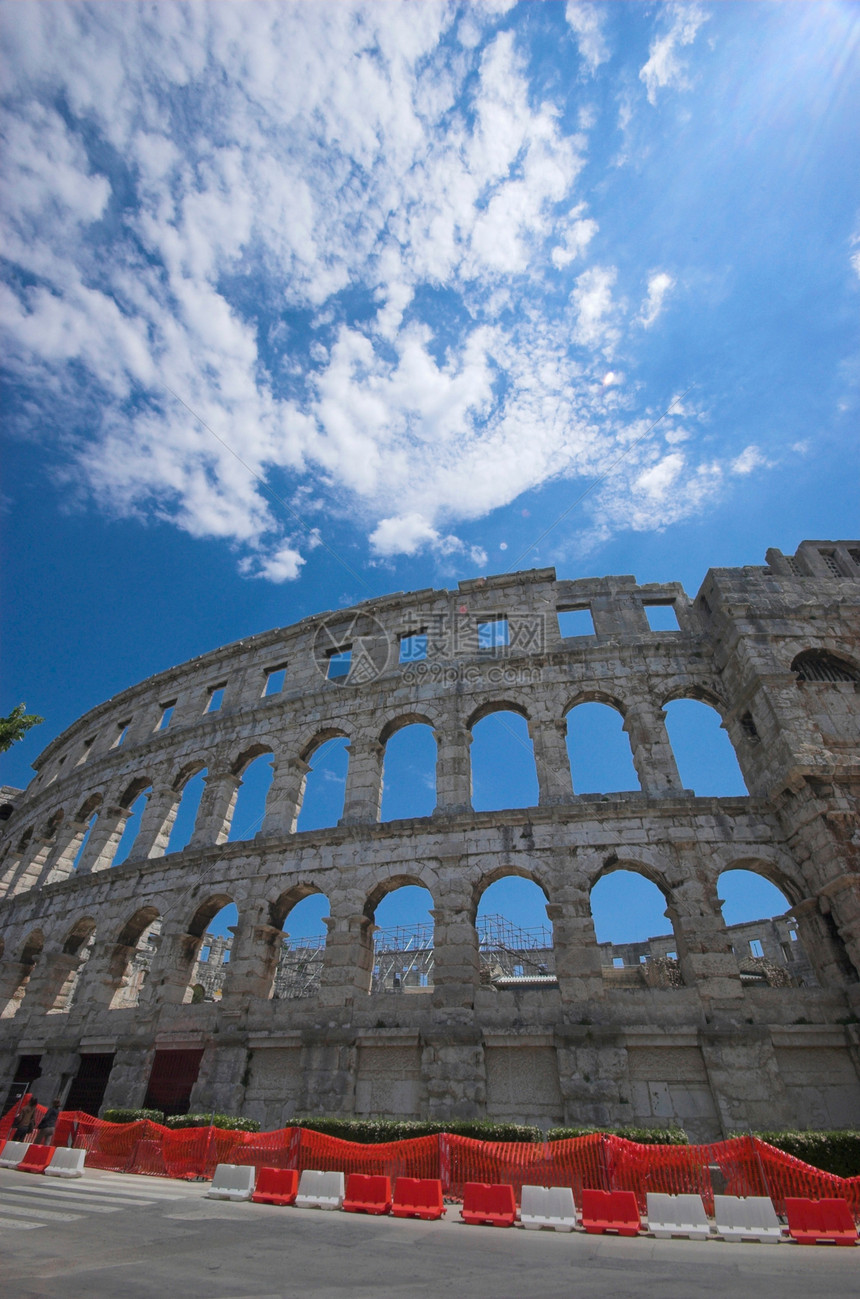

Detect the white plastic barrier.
xmin=713 ymin=1195 xmax=782 ymax=1243
xmin=520 ymin=1185 xmax=577 ymax=1232
xmin=646 ymin=1193 xmax=712 ymax=1240
xmin=206 ymin=1163 xmax=256 ymax=1201
xmin=295 ymin=1169 xmax=345 ymax=1210
xmin=44 ymin=1147 xmax=86 ymax=1178
xmin=0 ymin=1140 xmax=30 ymax=1168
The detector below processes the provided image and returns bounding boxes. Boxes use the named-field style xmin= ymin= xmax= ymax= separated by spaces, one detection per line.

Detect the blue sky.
xmin=2 ymin=2 xmax=858 ymax=943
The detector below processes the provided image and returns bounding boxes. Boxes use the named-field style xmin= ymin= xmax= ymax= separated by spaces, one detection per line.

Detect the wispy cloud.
xmin=638 ymin=272 xmax=675 ymax=328
xmin=565 ymin=2 xmax=610 ymax=75
xmin=640 ymin=4 xmax=709 ymax=106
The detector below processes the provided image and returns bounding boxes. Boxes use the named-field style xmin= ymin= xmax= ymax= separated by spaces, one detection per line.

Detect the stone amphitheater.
xmin=0 ymin=538 xmax=858 ymax=1140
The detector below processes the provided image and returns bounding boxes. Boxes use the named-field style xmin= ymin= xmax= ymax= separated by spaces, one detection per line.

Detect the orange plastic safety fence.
xmin=4 ymin=1103 xmax=858 ymax=1218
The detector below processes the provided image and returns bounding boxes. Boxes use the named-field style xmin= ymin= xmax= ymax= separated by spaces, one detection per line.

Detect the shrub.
xmin=283 ymin=1117 xmax=542 ymax=1144
xmin=546 ymin=1126 xmax=689 ymax=1145
xmin=102 ymin=1108 xmax=165 ymax=1125
xmin=165 ymin=1113 xmax=260 ymax=1132
xmin=751 ymin=1130 xmax=860 ymax=1179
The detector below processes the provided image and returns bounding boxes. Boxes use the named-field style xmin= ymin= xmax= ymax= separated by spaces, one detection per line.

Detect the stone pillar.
xmin=555 ymin=1026 xmax=634 ymax=1130
xmin=32 ymin=1050 xmax=80 ymax=1109
xmin=792 ymin=894 xmax=858 ymax=989
xmin=76 ymin=806 xmax=129 ymax=875
xmin=430 ymin=902 xmax=481 ymax=1010
xmin=433 ymin=726 xmax=472 ymax=817
xmin=699 ymin=1027 xmax=794 ymax=1135
xmin=11 ymin=837 xmax=54 ymax=895
xmin=145 ymin=930 xmax=203 ymax=1007
xmin=17 ymin=951 xmax=82 ymax=1017
xmin=0 ymin=959 xmax=35 ymax=1019
xmin=339 ymin=739 xmax=383 ymax=825
xmin=219 ymin=913 xmax=282 ymax=1005
xmin=0 ymin=849 xmax=24 ymax=898
xmin=188 ymin=770 xmax=240 ymax=849
xmin=261 ymin=756 xmax=309 ymax=837
xmin=318 ymin=911 xmax=375 ymax=1007
xmin=623 ymin=701 xmax=684 ymax=796
xmin=421 ymin=1030 xmax=486 ymax=1119
xmin=528 ymin=718 xmax=574 ymax=805
xmin=189 ymin=1044 xmax=249 ymax=1116
xmin=40 ymin=820 xmax=89 ymax=886
xmin=820 ymin=873 xmax=860 ymax=982
xmin=299 ymin=1032 xmax=359 ymax=1115
xmin=546 ymin=895 xmax=604 ymax=1005
xmin=125 ymin=784 xmax=180 ymax=861
xmin=100 ymin=1046 xmax=157 ymax=1114
xmin=667 ymin=878 xmax=744 ymax=1004
xmin=70 ymin=940 xmax=138 ymax=1010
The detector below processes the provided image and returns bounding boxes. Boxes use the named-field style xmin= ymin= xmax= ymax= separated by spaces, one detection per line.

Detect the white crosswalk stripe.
xmin=0 ymin=1169 xmax=206 ymax=1232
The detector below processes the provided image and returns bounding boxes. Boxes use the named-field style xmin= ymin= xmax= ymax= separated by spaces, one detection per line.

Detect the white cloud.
xmin=638 ymin=271 xmax=675 ymax=328
xmin=640 ymin=4 xmax=709 ymax=106
xmin=730 ymin=445 xmax=767 ymax=475
xmin=851 ymin=250 xmax=860 ymax=281
xmin=565 ymin=3 xmax=610 ymax=74
xmin=0 ymin=0 xmax=762 ymax=582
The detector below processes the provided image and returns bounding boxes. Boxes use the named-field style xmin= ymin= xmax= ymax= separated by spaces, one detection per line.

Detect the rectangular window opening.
xmin=819 ymin=549 xmax=842 ymax=577
xmin=557 ymin=606 xmax=595 ymax=638
xmin=749 ymin=939 xmax=764 ymax=958
xmin=612 ymin=957 xmax=625 ymax=968
xmin=199 ymin=946 xmax=211 ymax=963
xmin=639 ymin=955 xmax=648 ymax=964
xmin=76 ymin=738 xmax=95 ymax=767
xmin=789 ymin=929 xmax=798 ymax=942
xmin=206 ymin=684 xmax=226 ymax=713
xmin=477 ymin=617 xmax=509 ymax=653
xmin=156 ymin=702 xmax=176 ymax=732
xmin=327 ymin=646 xmax=352 ymax=680
xmin=644 ymin=602 xmax=681 ymax=632
xmin=666 ymin=951 xmax=678 ymax=961
xmin=263 ymin=666 xmax=287 ymax=696
xmin=113 ymin=720 xmax=131 ymax=749
xmin=399 ymin=631 xmax=428 ymax=663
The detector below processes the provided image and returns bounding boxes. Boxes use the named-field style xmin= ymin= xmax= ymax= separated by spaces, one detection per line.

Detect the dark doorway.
xmin=143 ymin=1048 xmax=205 ymax=1117
xmin=64 ymin=1053 xmax=115 ymax=1116
xmin=1 ymin=1053 xmax=42 ymax=1119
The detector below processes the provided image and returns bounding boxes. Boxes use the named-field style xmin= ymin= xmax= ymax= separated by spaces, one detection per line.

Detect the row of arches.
xmin=3 ymin=697 xmax=749 ymax=893
xmin=0 ymin=863 xmax=830 ymax=1021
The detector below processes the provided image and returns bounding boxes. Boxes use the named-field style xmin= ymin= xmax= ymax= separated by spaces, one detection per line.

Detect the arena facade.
xmin=0 ymin=539 xmax=858 ymax=1139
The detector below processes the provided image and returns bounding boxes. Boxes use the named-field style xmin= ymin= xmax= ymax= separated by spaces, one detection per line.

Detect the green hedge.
xmin=283 ymin=1117 xmax=542 ymax=1144
xmin=751 ymin=1131 xmax=860 ymax=1179
xmin=547 ymin=1126 xmax=689 ymax=1145
xmin=165 ymin=1113 xmax=260 ymax=1132
xmin=102 ymin=1108 xmax=165 ymax=1125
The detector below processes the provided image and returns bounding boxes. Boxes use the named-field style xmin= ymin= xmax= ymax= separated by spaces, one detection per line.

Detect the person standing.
xmin=36 ymin=1097 xmax=62 ymax=1147
xmin=10 ymin=1093 xmax=37 ymax=1142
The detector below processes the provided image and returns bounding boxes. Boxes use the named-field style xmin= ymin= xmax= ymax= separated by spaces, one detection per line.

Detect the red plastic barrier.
xmin=18 ymin=1144 xmax=55 ymax=1174
xmin=392 ymin=1177 xmax=446 ymax=1220
xmin=461 ymin=1182 xmax=516 ymax=1227
xmin=343 ymin=1173 xmax=392 ymax=1215
xmin=785 ymin=1197 xmax=858 ymax=1245
xmin=252 ymin=1167 xmax=299 ymax=1206
xmin=581 ymin=1188 xmax=641 ymax=1236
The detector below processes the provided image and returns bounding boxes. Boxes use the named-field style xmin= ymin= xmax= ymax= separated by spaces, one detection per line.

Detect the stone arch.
xmin=232 ymin=743 xmax=275 ymax=776
xmin=563 ymin=689 xmax=627 ymax=718
xmin=380 ymin=718 xmax=437 ymax=821
xmin=589 ymin=858 xmax=685 ymax=988
xmin=107 ymin=905 xmax=162 ymax=1008
xmin=471 ymin=861 xmax=552 ymax=917
xmin=466 ymin=698 xmax=531 ymax=729
xmin=267 ymin=883 xmax=330 ymax=1001
xmin=62 ymin=915 xmax=97 ymax=956
xmin=378 ymin=711 xmax=437 ymax=744
xmin=661 ymin=696 xmax=747 ymax=796
xmin=300 ymin=727 xmax=349 ymax=763
xmin=43 ymin=808 xmax=65 ymax=839
xmin=564 ymin=698 xmax=639 ymax=794
xmin=76 ymin=792 xmax=103 ymax=821
xmin=15 ymin=825 xmax=33 ymax=854
xmin=589 ymin=853 xmax=675 ymax=901
xmin=49 ymin=916 xmax=98 ymax=1013
xmin=228 ymin=749 xmax=275 ymax=842
xmin=119 ymin=775 xmax=152 ymax=809
xmin=719 ymin=854 xmax=805 ymax=908
xmin=364 ymin=871 xmax=437 ymax=922
xmin=295 ymin=730 xmax=350 ymax=830
xmin=473 ymin=867 xmax=556 ymax=987
xmin=0 ymin=927 xmax=44 ymax=1019
xmin=791 ymin=648 xmax=859 ymax=683
xmin=188 ymin=892 xmax=236 ymax=939
xmin=661 ymin=682 xmax=727 ymax=713
xmin=363 ymin=875 xmax=436 ymax=996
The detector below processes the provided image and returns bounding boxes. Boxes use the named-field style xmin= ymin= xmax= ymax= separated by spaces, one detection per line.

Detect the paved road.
xmin=2 ymin=1168 xmax=858 ymax=1299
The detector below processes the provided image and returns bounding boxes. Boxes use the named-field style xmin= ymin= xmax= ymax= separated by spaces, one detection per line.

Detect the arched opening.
xmin=166 ymin=767 xmax=207 ymax=853
xmin=718 ymin=867 xmax=813 ymax=988
xmin=112 ymin=785 xmax=152 ymax=867
xmin=187 ymin=898 xmax=237 ymax=1003
xmin=70 ymin=794 xmax=102 ymax=871
xmin=792 ymin=649 xmax=858 ymax=683
xmin=475 ymin=875 xmax=555 ymax=987
xmin=565 ymin=701 xmax=639 ymax=793
xmin=366 ymin=883 xmax=435 ymax=995
xmin=590 ymin=868 xmax=683 ymax=987
xmin=0 ymin=929 xmax=44 ymax=1019
xmin=470 ymin=707 xmax=538 ymax=811
xmin=48 ymin=917 xmax=97 ymax=1013
xmin=228 ymin=750 xmax=275 ymax=842
xmin=296 ymin=736 xmax=349 ymax=831
xmin=271 ymin=889 xmax=330 ymax=1000
xmin=380 ymin=722 xmax=437 ymax=821
xmin=109 ymin=907 xmax=161 ymax=1009
xmin=663 ymin=698 xmax=747 ymax=796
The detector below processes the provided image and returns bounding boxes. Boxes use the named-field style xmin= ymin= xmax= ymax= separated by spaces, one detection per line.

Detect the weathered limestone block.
xmin=555 ymin=1028 xmax=634 ymax=1129
xmin=421 ymin=1031 xmax=486 ymax=1119
xmin=339 ymin=737 xmax=384 ymax=825
xmin=433 ymin=725 xmax=472 ymax=816
xmin=699 ymin=1027 xmax=794 ymax=1135
xmin=188 ymin=770 xmax=240 ymax=848
xmin=76 ymin=806 xmax=129 ymax=874
xmin=125 ymin=784 xmax=179 ymax=861
xmin=261 ymin=756 xmax=310 ymax=837
xmin=623 ymin=700 xmax=684 ymax=796
xmin=529 ymin=718 xmax=574 ymax=805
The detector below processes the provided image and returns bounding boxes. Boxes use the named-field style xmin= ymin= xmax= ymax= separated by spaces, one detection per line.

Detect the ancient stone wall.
xmin=0 ymin=540 xmax=858 ymax=1138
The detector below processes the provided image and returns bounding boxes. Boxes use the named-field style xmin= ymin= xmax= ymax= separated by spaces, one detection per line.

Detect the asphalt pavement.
xmin=1 ymin=1167 xmax=858 ymax=1299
